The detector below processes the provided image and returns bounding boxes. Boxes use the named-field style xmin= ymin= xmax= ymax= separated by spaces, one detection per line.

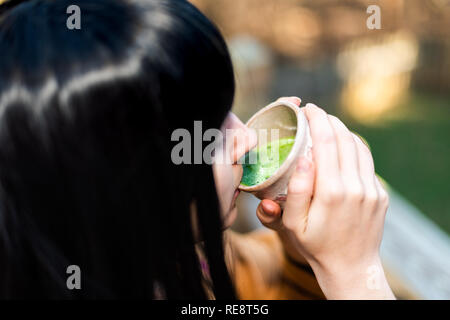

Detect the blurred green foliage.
xmin=345 ymin=92 xmax=450 ymax=234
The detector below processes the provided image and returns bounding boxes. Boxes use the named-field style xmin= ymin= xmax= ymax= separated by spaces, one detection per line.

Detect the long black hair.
xmin=0 ymin=0 xmax=236 ymax=299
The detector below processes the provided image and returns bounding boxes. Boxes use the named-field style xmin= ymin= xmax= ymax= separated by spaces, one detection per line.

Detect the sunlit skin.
xmin=213 ymin=96 xmax=395 ymax=300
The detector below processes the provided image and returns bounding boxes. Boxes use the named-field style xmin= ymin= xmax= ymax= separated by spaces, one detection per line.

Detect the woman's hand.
xmin=256 ymin=100 xmax=395 ymax=299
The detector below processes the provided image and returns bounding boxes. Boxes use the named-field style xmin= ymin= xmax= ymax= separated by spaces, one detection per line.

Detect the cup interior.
xmin=247 ymin=104 xmax=298 ymax=144
xmin=239 ymin=102 xmax=301 ymax=190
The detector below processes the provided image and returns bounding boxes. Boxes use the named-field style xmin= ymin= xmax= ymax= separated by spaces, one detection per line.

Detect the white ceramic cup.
xmin=238 ymin=100 xmax=312 ymax=208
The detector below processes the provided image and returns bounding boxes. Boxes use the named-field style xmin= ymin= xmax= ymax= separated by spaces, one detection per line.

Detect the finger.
xmin=352 ymin=131 xmax=371 ymax=150
xmin=304 ymin=104 xmax=341 ymax=195
xmin=256 ymin=199 xmax=282 ymax=231
xmin=283 ymin=156 xmax=315 ymax=233
xmin=375 ymin=174 xmax=388 ymax=191
xmin=328 ymin=115 xmax=362 ymax=190
xmin=221 ymin=113 xmax=258 ymax=164
xmin=352 ymin=133 xmax=375 ymax=179
xmin=352 ymin=133 xmax=379 ymax=209
xmin=374 ymin=174 xmax=389 ymax=213
xmin=229 ymin=127 xmax=257 ymax=164
xmin=277 ymin=96 xmax=301 ymax=107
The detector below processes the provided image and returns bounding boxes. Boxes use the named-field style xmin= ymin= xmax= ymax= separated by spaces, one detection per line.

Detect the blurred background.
xmin=190 ymin=0 xmax=450 ymax=299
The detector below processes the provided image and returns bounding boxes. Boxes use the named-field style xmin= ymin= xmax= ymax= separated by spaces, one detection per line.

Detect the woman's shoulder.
xmin=224 ymin=229 xmax=325 ymax=299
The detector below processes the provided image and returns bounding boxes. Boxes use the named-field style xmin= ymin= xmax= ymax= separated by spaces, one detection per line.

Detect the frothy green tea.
xmin=241 ymin=136 xmax=295 ymax=186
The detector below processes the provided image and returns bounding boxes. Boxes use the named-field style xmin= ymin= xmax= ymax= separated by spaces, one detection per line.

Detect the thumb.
xmin=256 ymin=199 xmax=282 ymax=231
xmin=277 ymin=96 xmax=301 ymax=107
xmin=283 ymin=155 xmax=315 ymax=232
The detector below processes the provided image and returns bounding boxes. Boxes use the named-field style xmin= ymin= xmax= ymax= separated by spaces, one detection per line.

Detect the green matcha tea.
xmin=241 ymin=136 xmax=295 ymax=186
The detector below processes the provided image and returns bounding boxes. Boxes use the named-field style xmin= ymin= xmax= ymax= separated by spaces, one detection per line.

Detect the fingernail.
xmin=290 ymin=96 xmax=301 ymax=104
xmin=296 ymin=157 xmax=310 ymax=173
xmin=262 ymin=201 xmax=276 ymax=216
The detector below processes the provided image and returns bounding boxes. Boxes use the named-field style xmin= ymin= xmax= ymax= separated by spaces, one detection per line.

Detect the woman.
xmin=0 ymin=0 xmax=394 ymax=299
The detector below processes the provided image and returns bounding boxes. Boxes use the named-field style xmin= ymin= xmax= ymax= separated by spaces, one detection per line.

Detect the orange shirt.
xmin=225 ymin=229 xmax=325 ymax=300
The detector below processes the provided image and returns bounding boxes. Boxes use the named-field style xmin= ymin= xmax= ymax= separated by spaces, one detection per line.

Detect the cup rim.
xmin=238 ymin=100 xmax=306 ymax=192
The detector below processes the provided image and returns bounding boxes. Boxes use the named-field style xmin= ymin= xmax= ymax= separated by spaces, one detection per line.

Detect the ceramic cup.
xmin=238 ymin=100 xmax=312 ymax=208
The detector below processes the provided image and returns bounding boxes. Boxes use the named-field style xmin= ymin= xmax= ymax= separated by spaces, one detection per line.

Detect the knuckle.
xmin=366 ymin=190 xmax=379 ymax=202
xmin=345 ymin=185 xmax=365 ymax=203
xmin=364 ymin=189 xmax=379 ymax=207
xmin=379 ymin=190 xmax=390 ymax=208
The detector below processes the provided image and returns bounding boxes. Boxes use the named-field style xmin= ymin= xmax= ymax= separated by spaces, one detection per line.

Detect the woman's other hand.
xmin=256 ymin=100 xmax=395 ymax=299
